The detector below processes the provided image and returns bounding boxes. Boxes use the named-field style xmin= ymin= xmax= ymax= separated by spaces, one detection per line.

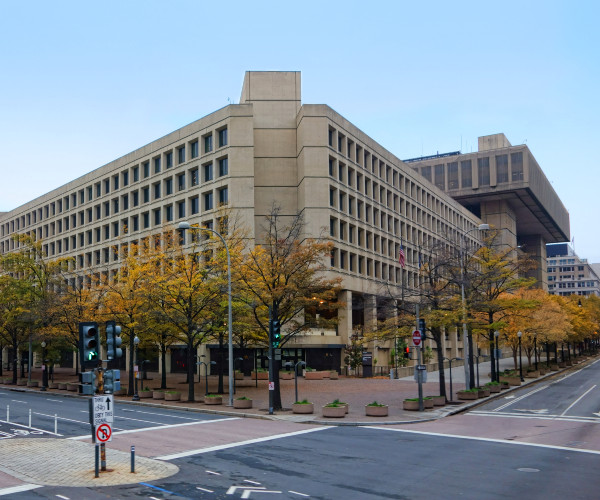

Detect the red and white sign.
xmin=268 ymin=382 xmax=275 ymax=391
xmin=412 ymin=330 xmax=422 ymax=346
xmin=95 ymin=423 xmax=112 ymax=443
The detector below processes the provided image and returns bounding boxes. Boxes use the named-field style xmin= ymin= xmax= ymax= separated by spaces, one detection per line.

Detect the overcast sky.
xmin=1 ymin=1 xmax=598 ymax=260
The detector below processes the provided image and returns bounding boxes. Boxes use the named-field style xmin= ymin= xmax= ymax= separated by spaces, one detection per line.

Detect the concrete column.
xmin=520 ymin=234 xmax=548 ymax=290
xmin=480 ymin=200 xmax=517 ymax=254
xmin=337 ymin=289 xmax=353 ymax=347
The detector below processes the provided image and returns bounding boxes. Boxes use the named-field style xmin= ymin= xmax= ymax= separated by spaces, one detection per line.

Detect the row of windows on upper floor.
xmin=0 ymin=128 xmax=228 ymax=237
xmin=549 ymin=281 xmax=598 ymax=289
xmin=329 ymin=216 xmax=454 ymax=261
xmin=548 ymin=258 xmax=576 ymax=265
xmin=1 ymin=158 xmax=228 ymax=242
xmin=548 ymin=266 xmax=586 ymax=273
xmin=329 ymin=246 xmax=424 ymax=290
xmin=329 ymin=185 xmax=465 ymax=244
xmin=0 ymin=187 xmax=228 ymax=256
xmin=51 ymin=220 xmax=225 ymax=272
xmin=551 ymin=290 xmax=598 ymax=296
xmin=415 ymin=152 xmax=524 ymax=191
xmin=328 ymin=155 xmax=470 ymax=232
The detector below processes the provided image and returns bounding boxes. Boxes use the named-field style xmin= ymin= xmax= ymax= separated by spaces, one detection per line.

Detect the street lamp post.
xmin=494 ymin=330 xmax=500 ymax=382
xmin=40 ymin=341 xmax=47 ymax=392
xmin=233 ymin=357 xmax=243 ymax=394
xmin=460 ymin=224 xmax=489 ymax=390
xmin=132 ymin=336 xmax=140 ymax=401
xmin=534 ymin=334 xmax=538 ymax=371
xmin=178 ymin=221 xmax=234 ymax=407
xmin=444 ymin=357 xmax=462 ymax=402
xmin=517 ymin=331 xmax=524 ymax=382
xmin=474 ymin=350 xmax=488 ymax=388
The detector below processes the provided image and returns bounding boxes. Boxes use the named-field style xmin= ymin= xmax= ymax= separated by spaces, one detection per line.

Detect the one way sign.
xmin=90 ymin=395 xmax=114 ymax=425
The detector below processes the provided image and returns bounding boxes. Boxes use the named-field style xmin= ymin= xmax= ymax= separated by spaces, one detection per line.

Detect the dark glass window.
xmin=496 ymin=154 xmax=508 ymax=183
xmin=190 ymin=168 xmax=199 ymax=186
xmin=154 ymin=157 xmax=161 ymax=173
xmin=204 ymin=192 xmax=213 ymax=211
xmin=143 ymin=161 xmax=150 ymax=178
xmin=511 ymin=152 xmax=524 ymax=181
xmin=478 ymin=157 xmax=490 ymax=186
xmin=204 ymin=134 xmax=213 ymax=153
xmin=191 ymin=140 xmax=199 ymax=159
xmin=218 ymin=128 xmax=227 ymax=147
xmin=218 ymin=158 xmax=228 ymax=176
xmin=191 ymin=197 xmax=199 ymax=215
xmin=421 ymin=166 xmax=431 ymax=182
xmin=447 ymin=162 xmax=458 ymax=189
xmin=218 ymin=187 xmax=228 ymax=205
xmin=204 ymin=163 xmax=213 ymax=182
xmin=461 ymin=160 xmax=472 ymax=188
xmin=178 ymin=146 xmax=186 ymax=164
xmin=434 ymin=164 xmax=444 ymax=190
xmin=166 ymin=152 xmax=173 ymax=168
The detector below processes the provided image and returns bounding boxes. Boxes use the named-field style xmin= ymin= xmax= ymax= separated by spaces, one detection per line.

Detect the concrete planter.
xmin=500 ymin=382 xmax=510 ymax=390
xmin=549 ymin=364 xmax=559 ymax=371
xmin=27 ymin=381 xmax=39 ymax=388
xmin=305 ymin=371 xmax=324 ymax=380
xmin=558 ymin=362 xmax=566 ymax=368
xmin=57 ymin=382 xmax=68 ymax=390
xmin=365 ymin=405 xmax=388 ymax=417
xmin=66 ymin=383 xmax=78 ymax=392
xmin=279 ymin=372 xmax=293 ymax=380
xmin=423 ymin=398 xmax=434 ymax=409
xmin=457 ymin=391 xmax=478 ymax=400
xmin=403 ymin=400 xmax=420 ymax=411
xmin=252 ymin=371 xmax=268 ymax=380
xmin=322 ymin=405 xmax=346 ymax=418
xmin=429 ymin=395 xmax=446 ymax=406
xmin=292 ymin=403 xmax=314 ymax=414
xmin=500 ymin=376 xmax=521 ymax=386
xmin=234 ymin=372 xmax=245 ymax=380
xmin=329 ymin=371 xmax=339 ymax=380
xmin=525 ymin=371 xmax=540 ymax=378
xmin=204 ymin=395 xmax=223 ymax=405
xmin=320 ymin=371 xmax=331 ymax=379
xmin=233 ymin=398 xmax=252 ymax=409
xmin=164 ymin=392 xmax=181 ymax=401
xmin=476 ymin=388 xmax=490 ymax=398
xmin=48 ymin=382 xmax=59 ymax=389
xmin=17 ymin=379 xmax=27 ymax=386
xmin=152 ymin=391 xmax=165 ymax=400
xmin=487 ymin=384 xmax=502 ymax=393
xmin=139 ymin=390 xmax=153 ymax=398
xmin=566 ymin=361 xmax=573 ymax=367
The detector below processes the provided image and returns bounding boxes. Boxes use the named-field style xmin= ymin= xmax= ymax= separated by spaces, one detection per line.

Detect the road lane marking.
xmin=10 ymin=400 xmax=26 ymax=404
xmin=0 ymin=484 xmax=42 ymax=496
xmin=156 ymin=427 xmax=331 ymax=460
xmin=125 ymin=409 xmax=207 ymax=421
xmin=561 ymin=385 xmax=597 ymax=416
xmin=0 ymin=419 xmax=62 ymax=436
xmin=197 ymin=487 xmax=214 ymax=493
xmin=289 ymin=491 xmax=310 ymax=497
xmin=68 ymin=417 xmax=239 ymax=440
xmin=244 ymin=480 xmax=261 ymax=485
xmin=206 ymin=471 xmax=221 ymax=475
xmin=364 ymin=426 xmax=600 ymax=455
xmin=55 ymin=495 xmax=70 ymax=499
xmin=470 ymin=411 xmax=600 ymax=423
xmin=493 ymin=384 xmax=549 ymax=412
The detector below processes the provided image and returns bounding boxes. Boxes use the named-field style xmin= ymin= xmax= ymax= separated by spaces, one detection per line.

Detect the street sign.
xmin=95 ymin=423 xmax=112 ymax=443
xmin=268 ymin=382 xmax=275 ymax=390
xmin=91 ymin=395 xmax=114 ymax=425
xmin=412 ymin=329 xmax=422 ymax=346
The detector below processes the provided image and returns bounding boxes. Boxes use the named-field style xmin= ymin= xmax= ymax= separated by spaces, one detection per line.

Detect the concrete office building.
xmin=405 ymin=133 xmax=570 ymax=290
xmin=0 ymin=71 xmax=562 ymax=374
xmin=547 ymin=243 xmax=600 ymax=297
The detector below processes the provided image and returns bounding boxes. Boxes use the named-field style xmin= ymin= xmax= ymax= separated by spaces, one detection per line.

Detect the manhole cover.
xmin=518 ymin=468 xmax=540 ymax=473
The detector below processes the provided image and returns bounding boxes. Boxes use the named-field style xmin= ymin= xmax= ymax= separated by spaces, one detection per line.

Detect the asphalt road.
xmin=0 ymin=388 xmax=222 ymax=439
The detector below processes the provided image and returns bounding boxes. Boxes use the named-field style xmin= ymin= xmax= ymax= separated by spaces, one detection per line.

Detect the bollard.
xmin=54 ymin=414 xmax=57 ymax=435
xmin=131 ymin=445 xmax=135 ymax=473
xmin=28 ymin=408 xmax=32 ymax=428
xmin=95 ymin=444 xmax=99 ymax=478
xmin=6 ymin=405 xmax=9 ymax=423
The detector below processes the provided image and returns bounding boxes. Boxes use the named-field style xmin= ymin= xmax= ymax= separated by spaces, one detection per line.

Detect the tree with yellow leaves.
xmin=236 ymin=206 xmax=341 ymax=410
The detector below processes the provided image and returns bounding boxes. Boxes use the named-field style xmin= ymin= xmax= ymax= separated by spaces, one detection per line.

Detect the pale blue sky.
xmin=1 ymin=1 xmax=598 ymax=260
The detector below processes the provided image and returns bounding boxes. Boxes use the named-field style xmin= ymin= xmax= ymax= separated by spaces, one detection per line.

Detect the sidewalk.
xmin=1 ymin=354 xmax=585 ymax=426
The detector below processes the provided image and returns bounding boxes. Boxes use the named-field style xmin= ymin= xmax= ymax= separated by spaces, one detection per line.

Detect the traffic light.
xmin=79 ymin=322 xmax=100 ymax=369
xmin=80 ymin=371 xmax=97 ymax=395
xmin=103 ymin=369 xmax=121 ymax=394
xmin=404 ymin=346 xmax=410 ymax=359
xmin=418 ymin=318 xmax=426 ymax=332
xmin=272 ymin=320 xmax=281 ymax=349
xmin=105 ymin=321 xmax=123 ymax=361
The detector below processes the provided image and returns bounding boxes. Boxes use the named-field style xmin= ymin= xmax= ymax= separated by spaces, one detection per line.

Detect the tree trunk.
xmin=489 ymin=330 xmax=496 ymax=383
xmin=217 ymin=336 xmax=224 ymax=394
xmin=431 ymin=327 xmax=446 ymax=399
xmin=128 ymin=332 xmax=135 ymax=396
xmin=187 ymin=339 xmax=195 ymax=402
xmin=467 ymin=330 xmax=475 ymax=389
xmin=160 ymin=343 xmax=167 ymax=389
xmin=12 ymin=339 xmax=18 ymax=384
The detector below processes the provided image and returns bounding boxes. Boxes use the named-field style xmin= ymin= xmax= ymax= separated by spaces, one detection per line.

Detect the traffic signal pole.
xmin=416 ymin=305 xmax=424 ymax=412
xmin=268 ymin=307 xmax=274 ymax=415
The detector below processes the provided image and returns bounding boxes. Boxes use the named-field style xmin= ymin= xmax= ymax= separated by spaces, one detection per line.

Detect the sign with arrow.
xmin=91 ymin=395 xmax=114 ymax=425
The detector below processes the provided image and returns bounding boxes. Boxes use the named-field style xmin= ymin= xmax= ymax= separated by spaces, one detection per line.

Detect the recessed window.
xmin=165 ymin=178 xmax=173 ymax=196
xmin=204 ymin=191 xmax=213 ymax=211
xmin=190 ymin=168 xmax=199 ymax=186
xmin=132 ymin=166 xmax=139 ymax=182
xmin=178 ymin=173 xmax=186 ymax=191
xmin=178 ymin=146 xmax=186 ymax=165
xmin=204 ymin=134 xmax=213 ymax=153
xmin=218 ymin=128 xmax=228 ymax=147
xmin=142 ymin=186 xmax=150 ymax=203
xmin=191 ymin=196 xmax=199 ymax=215
xmin=165 ymin=205 xmax=173 ymax=222
xmin=143 ymin=161 xmax=150 ymax=178
xmin=218 ymin=157 xmax=228 ymax=177
xmin=166 ymin=151 xmax=173 ymax=168
xmin=153 ymin=208 xmax=161 ymax=226
xmin=154 ymin=157 xmax=161 ymax=174
xmin=177 ymin=201 xmax=186 ymax=219
xmin=123 ymin=171 xmax=129 ymax=187
xmin=218 ymin=187 xmax=228 ymax=205
xmin=204 ymin=163 xmax=213 ymax=182
xmin=153 ymin=183 xmax=161 ymax=200
xmin=191 ymin=140 xmax=199 ymax=159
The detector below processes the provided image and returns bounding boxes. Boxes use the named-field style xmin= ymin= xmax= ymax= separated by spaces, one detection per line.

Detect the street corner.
xmin=0 ymin=438 xmax=179 ymax=488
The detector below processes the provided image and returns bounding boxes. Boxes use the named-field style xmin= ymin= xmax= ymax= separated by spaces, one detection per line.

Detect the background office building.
xmin=547 ymin=243 xmax=600 ymax=297
xmin=0 ymin=72 xmax=569 ymax=374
